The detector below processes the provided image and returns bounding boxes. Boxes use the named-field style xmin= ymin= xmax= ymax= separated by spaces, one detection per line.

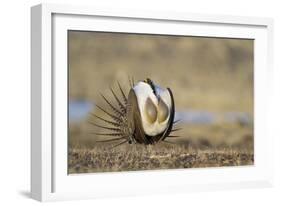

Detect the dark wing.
xmin=126 ymin=89 xmax=148 ymax=144
xmin=159 ymin=88 xmax=175 ymax=141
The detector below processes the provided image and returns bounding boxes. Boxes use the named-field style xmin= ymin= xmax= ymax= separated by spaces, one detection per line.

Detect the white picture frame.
xmin=31 ymin=3 xmax=274 ymax=202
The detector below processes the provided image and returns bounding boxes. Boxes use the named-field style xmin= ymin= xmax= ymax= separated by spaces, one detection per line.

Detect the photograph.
xmin=68 ymin=31 xmax=254 ymax=174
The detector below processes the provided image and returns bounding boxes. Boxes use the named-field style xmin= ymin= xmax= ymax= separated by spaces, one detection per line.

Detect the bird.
xmin=89 ymin=77 xmax=181 ymax=147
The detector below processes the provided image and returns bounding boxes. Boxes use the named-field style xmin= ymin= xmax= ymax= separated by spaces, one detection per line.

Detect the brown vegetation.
xmin=68 ymin=143 xmax=253 ymax=174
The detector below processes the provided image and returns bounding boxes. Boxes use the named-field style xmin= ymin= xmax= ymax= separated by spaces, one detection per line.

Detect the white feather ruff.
xmin=133 ymin=81 xmax=172 ymax=136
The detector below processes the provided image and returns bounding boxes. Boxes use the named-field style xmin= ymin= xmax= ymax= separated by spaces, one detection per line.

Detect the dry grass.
xmin=68 ymin=143 xmax=253 ymax=174
xmin=68 ymin=119 xmax=254 ymax=174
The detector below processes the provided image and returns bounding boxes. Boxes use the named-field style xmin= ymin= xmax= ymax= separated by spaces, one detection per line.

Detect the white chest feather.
xmin=133 ymin=82 xmax=172 ymax=136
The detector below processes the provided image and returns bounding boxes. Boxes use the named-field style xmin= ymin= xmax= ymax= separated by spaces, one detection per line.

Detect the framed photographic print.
xmin=31 ymin=3 xmax=274 ymax=201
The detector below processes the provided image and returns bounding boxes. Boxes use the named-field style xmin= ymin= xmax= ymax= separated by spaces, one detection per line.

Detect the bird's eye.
xmin=144 ymin=97 xmax=157 ymax=124
xmin=158 ymin=97 xmax=169 ymax=123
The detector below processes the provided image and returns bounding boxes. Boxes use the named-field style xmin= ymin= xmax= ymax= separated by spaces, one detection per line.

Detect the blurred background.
xmin=68 ymin=31 xmax=253 ymax=152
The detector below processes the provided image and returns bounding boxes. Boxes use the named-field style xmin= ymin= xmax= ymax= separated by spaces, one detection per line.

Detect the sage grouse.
xmin=90 ymin=78 xmax=180 ymax=147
